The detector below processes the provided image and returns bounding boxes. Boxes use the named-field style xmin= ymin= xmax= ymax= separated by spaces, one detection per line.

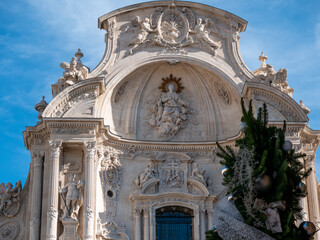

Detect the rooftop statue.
xmin=253 ymin=52 xmax=294 ymax=97
xmin=52 ymin=49 xmax=89 ymax=97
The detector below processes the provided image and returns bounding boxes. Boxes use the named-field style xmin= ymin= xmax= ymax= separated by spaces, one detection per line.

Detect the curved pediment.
xmin=242 ymin=82 xmax=309 ymax=122
xmin=91 ymin=0 xmax=252 ymax=81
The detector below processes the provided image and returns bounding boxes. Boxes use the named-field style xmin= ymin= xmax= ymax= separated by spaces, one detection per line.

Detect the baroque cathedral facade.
xmin=0 ymin=1 xmax=320 ymax=239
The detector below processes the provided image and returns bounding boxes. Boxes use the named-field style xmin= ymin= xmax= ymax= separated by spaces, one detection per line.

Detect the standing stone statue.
xmin=60 ymin=174 xmax=84 ymax=221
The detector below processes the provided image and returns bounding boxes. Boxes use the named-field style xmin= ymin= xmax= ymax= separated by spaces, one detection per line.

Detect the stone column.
xmin=46 ymin=140 xmax=62 ymax=240
xmin=83 ymin=141 xmax=96 ymax=240
xmin=143 ymin=209 xmax=150 ymax=240
xmin=134 ymin=209 xmax=141 ymax=240
xmin=207 ymin=209 xmax=214 ymax=231
xmin=306 ymin=156 xmax=320 ymax=222
xmin=29 ymin=151 xmax=44 ymax=240
xmin=200 ymin=209 xmax=206 ymax=240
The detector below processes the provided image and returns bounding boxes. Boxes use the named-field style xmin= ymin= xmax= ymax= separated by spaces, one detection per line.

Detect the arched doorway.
xmin=156 ymin=206 xmax=193 ymax=240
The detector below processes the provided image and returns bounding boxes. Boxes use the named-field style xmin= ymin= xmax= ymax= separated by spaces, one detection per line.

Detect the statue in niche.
xmin=139 ymin=163 xmax=157 ymax=187
xmin=0 ymin=180 xmax=22 ymax=217
xmin=191 ymin=163 xmax=206 ymax=184
xmin=128 ymin=16 xmax=156 ymax=55
xmin=191 ymin=18 xmax=221 ymax=55
xmin=60 ymin=174 xmax=84 ymax=221
xmin=148 ymin=74 xmax=198 ymax=138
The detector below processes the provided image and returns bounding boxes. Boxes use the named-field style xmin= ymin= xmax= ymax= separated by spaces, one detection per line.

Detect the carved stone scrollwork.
xmin=128 ymin=3 xmax=221 ymax=55
xmin=0 ymin=221 xmax=20 ymax=240
xmin=147 ymin=74 xmax=198 ymax=139
xmin=0 ymin=181 xmax=22 ymax=218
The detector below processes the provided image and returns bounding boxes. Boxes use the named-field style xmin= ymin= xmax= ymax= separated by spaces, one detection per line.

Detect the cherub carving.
xmin=191 ymin=18 xmax=221 ymax=55
xmin=191 ymin=163 xmax=206 ymax=184
xmin=129 ymin=16 xmax=157 ymax=55
xmin=60 ymin=174 xmax=84 ymax=221
xmin=0 ymin=180 xmax=22 ymax=217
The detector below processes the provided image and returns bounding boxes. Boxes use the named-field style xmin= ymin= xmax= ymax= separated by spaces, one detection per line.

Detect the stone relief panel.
xmin=0 ymin=181 xmax=22 ymax=218
xmin=135 ymin=152 xmax=211 ymax=196
xmin=62 ymin=148 xmax=83 ymax=174
xmin=214 ymin=81 xmax=231 ymax=105
xmin=146 ymin=74 xmax=198 ymax=140
xmin=99 ymin=146 xmax=123 ymax=219
xmin=127 ymin=2 xmax=221 ymax=55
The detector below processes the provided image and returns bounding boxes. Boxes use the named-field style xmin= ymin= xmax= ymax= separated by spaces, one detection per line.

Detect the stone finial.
xmin=259 ymin=51 xmax=268 ymax=68
xmin=75 ymin=48 xmax=83 ymax=65
xmin=299 ymin=100 xmax=310 ymax=115
xmin=34 ymin=96 xmax=48 ymax=124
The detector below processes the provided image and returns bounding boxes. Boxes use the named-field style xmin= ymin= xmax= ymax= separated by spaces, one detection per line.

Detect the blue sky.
xmin=0 ymin=0 xmax=320 ymax=185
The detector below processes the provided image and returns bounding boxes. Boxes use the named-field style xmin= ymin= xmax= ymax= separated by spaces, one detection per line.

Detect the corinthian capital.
xmin=49 ymin=140 xmax=62 ymax=154
xmin=84 ymin=141 xmax=96 ymax=150
xmin=32 ymin=151 xmax=45 ymax=167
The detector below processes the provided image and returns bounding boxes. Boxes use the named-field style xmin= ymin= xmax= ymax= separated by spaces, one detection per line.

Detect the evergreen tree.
xmin=206 ymin=99 xmax=313 ymax=240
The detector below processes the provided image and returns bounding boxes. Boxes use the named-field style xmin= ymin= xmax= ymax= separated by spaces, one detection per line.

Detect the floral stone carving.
xmin=0 ymin=180 xmax=22 ymax=218
xmin=148 ymin=74 xmax=198 ymax=138
xmin=128 ymin=2 xmax=221 ymax=55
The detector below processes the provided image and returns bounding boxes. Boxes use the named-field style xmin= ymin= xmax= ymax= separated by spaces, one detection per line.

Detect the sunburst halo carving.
xmin=159 ymin=74 xmax=184 ymax=93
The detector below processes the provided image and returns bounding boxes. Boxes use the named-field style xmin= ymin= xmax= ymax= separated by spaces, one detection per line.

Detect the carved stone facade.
xmin=1 ymin=1 xmax=320 ymax=240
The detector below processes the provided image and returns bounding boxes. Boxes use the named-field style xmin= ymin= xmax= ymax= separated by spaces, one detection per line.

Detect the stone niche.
xmin=99 ymin=61 xmax=242 ymax=142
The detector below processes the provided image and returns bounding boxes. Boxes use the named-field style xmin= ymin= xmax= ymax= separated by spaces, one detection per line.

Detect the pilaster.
xmin=29 ymin=151 xmax=44 ymax=240
xmin=46 ymin=140 xmax=62 ymax=240
xmin=83 ymin=141 xmax=96 ymax=240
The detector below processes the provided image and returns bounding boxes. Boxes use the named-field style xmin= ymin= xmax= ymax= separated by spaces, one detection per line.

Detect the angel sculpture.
xmin=60 ymin=174 xmax=84 ymax=221
xmin=191 ymin=163 xmax=206 ymax=184
xmin=191 ymin=18 xmax=221 ymax=55
xmin=128 ymin=16 xmax=157 ymax=55
xmin=59 ymin=57 xmax=89 ymax=86
xmin=0 ymin=180 xmax=22 ymax=217
xmin=139 ymin=163 xmax=157 ymax=187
